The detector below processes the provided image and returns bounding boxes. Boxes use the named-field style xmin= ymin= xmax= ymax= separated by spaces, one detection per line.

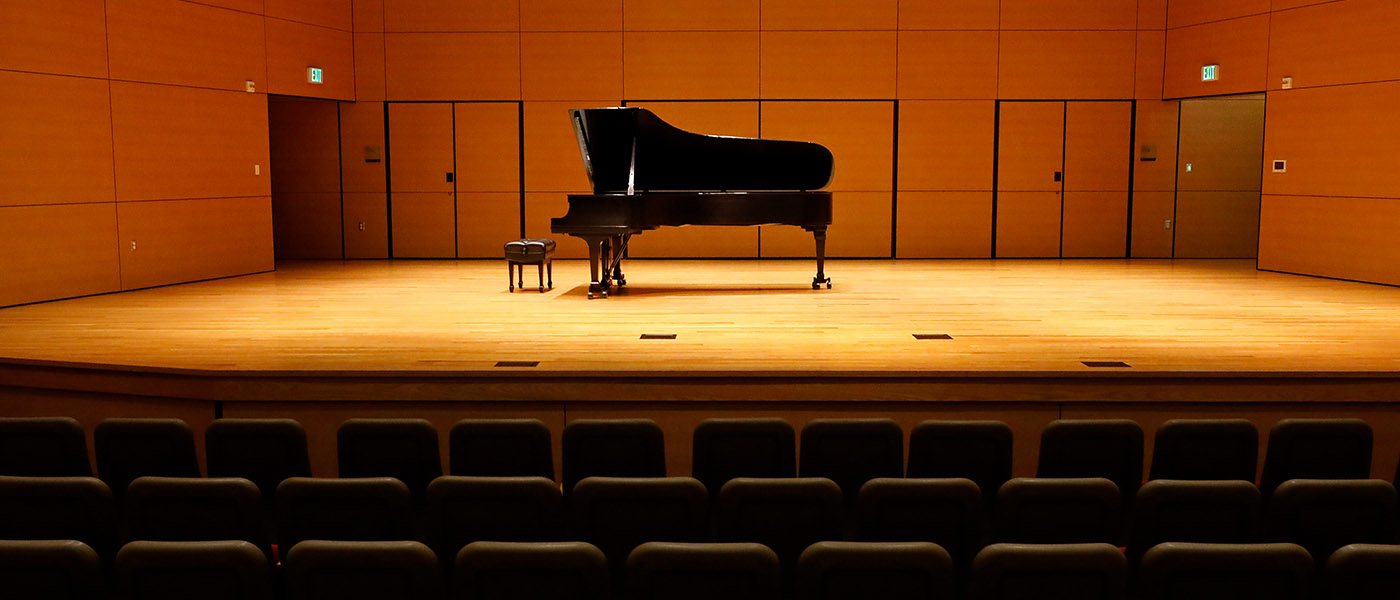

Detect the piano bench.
xmin=505 ymin=238 xmax=555 ymax=293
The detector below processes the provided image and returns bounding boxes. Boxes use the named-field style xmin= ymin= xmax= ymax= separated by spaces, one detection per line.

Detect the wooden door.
xmin=1175 ymin=95 xmax=1265 ymax=258
xmin=1062 ymin=102 xmax=1132 ymax=257
xmin=996 ymin=102 xmax=1064 ymax=257
xmin=388 ymin=103 xmax=455 ymax=258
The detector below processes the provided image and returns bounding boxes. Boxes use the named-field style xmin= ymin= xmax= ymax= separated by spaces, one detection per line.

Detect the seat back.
xmin=1126 ymin=480 xmax=1262 ymax=562
xmin=449 ymin=419 xmax=553 ymax=480
xmin=969 ymin=542 xmax=1128 ymax=600
xmin=284 ymin=540 xmax=441 ymax=600
xmin=798 ymin=419 xmax=903 ymax=504
xmin=562 ymin=419 xmax=666 ymax=493
xmin=627 ymin=542 xmax=781 ymax=600
xmin=1261 ymin=418 xmax=1373 ymax=496
xmin=0 ymin=540 xmax=103 ymax=600
xmin=275 ymin=477 xmax=415 ymax=549
xmin=1138 ymin=542 xmax=1313 ymax=600
xmin=124 ymin=476 xmax=271 ymax=559
xmin=337 ymin=418 xmax=442 ymax=502
xmin=454 ymin=541 xmax=608 ymax=600
xmin=1267 ymin=479 xmax=1400 ymax=564
xmin=0 ymin=416 xmax=91 ymax=476
xmin=1148 ymin=419 xmax=1258 ymax=482
xmin=1326 ymin=543 xmax=1400 ymax=600
xmin=206 ymin=418 xmax=311 ymax=501
xmin=796 ymin=541 xmax=954 ymax=600
xmin=855 ymin=477 xmax=985 ymax=570
xmin=994 ymin=477 xmax=1122 ymax=545
xmin=569 ymin=477 xmax=708 ymax=573
xmin=426 ymin=476 xmax=563 ymax=561
xmin=715 ymin=477 xmax=844 ymax=568
xmin=907 ymin=420 xmax=1013 ymax=505
xmin=1037 ymin=419 xmax=1143 ymax=501
xmin=94 ymin=418 xmax=200 ymax=497
xmin=0 ymin=475 xmax=118 ymax=561
xmin=115 ymin=540 xmax=272 ymax=600
xmin=692 ymin=418 xmax=795 ymax=496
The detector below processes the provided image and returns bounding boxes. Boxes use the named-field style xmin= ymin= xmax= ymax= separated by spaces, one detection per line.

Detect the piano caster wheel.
xmin=538 ymin=286 xmax=545 ymax=293
xmin=616 ymin=278 xmax=626 ymax=287
xmin=812 ymin=277 xmax=832 ymax=290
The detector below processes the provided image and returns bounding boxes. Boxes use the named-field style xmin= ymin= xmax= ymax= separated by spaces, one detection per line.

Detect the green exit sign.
xmin=1202 ymin=64 xmax=1219 ymax=82
xmin=307 ymin=67 xmax=323 ymax=84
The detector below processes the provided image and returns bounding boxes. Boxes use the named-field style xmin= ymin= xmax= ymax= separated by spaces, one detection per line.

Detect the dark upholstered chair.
xmin=426 ymin=475 xmax=563 ymax=562
xmin=969 ymin=542 xmax=1128 ymax=600
xmin=124 ymin=476 xmax=271 ymax=559
xmin=0 ymin=475 xmax=118 ymax=561
xmin=1125 ymin=479 xmax=1262 ymax=562
xmin=1037 ymin=419 xmax=1144 ymax=502
xmin=715 ymin=477 xmax=844 ymax=571
xmin=94 ymin=418 xmax=200 ymax=497
xmin=337 ymin=418 xmax=442 ymax=502
xmin=0 ymin=539 xmax=104 ymax=600
xmin=692 ymin=418 xmax=796 ymax=495
xmin=449 ymin=419 xmax=554 ymax=480
xmin=1260 ymin=418 xmax=1373 ymax=497
xmin=284 ymin=540 xmax=441 ymax=600
xmin=0 ymin=416 xmax=91 ymax=476
xmin=796 ymin=541 xmax=955 ymax=600
xmin=626 ymin=542 xmax=781 ymax=600
xmin=907 ymin=420 xmax=1013 ymax=505
xmin=114 ymin=540 xmax=272 ymax=600
xmin=275 ymin=477 xmax=415 ymax=549
xmin=454 ymin=541 xmax=608 ymax=600
xmin=206 ymin=418 xmax=311 ymax=501
xmin=569 ymin=476 xmax=708 ymax=576
xmin=855 ymin=477 xmax=985 ymax=572
xmin=799 ymin=419 xmax=903 ymax=504
xmin=1325 ymin=543 xmax=1400 ymax=600
xmin=561 ymin=419 xmax=666 ymax=493
xmin=1148 ymin=419 xmax=1258 ymax=482
xmin=994 ymin=477 xmax=1122 ymax=545
xmin=1137 ymin=542 xmax=1313 ymax=600
xmin=1267 ymin=478 xmax=1399 ymax=564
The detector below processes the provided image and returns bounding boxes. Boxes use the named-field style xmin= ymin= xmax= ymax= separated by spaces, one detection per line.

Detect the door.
xmin=1174 ymin=94 xmax=1265 ymax=258
xmin=996 ymin=102 xmax=1064 ymax=257
xmin=388 ymin=103 xmax=456 ymax=258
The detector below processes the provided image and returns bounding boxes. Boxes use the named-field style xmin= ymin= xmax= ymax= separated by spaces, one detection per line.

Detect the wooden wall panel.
xmin=384 ymin=33 xmax=520 ymax=100
xmin=999 ymin=0 xmax=1138 ymax=30
xmin=106 ymin=0 xmax=267 ymax=92
xmin=1138 ymin=0 xmax=1168 ymax=29
xmin=0 ymin=71 xmax=115 ymax=206
xmin=761 ymin=191 xmax=891 ymax=258
xmin=117 ymin=197 xmax=275 ymax=290
xmin=454 ymin=102 xmax=520 ymax=193
xmin=996 ymin=102 xmax=1064 ymax=192
xmin=273 ymin=192 xmax=343 ymax=259
xmin=895 ymin=191 xmax=993 ymax=258
xmin=1133 ymin=101 xmax=1180 ymax=192
xmin=1262 ymin=81 xmax=1400 ymax=200
xmin=1177 ymin=95 xmax=1265 ymax=192
xmin=998 ymin=31 xmax=1136 ymax=99
xmin=1130 ymin=191 xmax=1175 ymax=258
xmin=269 ymin=98 xmax=342 ymax=195
xmin=523 ymin=101 xmax=615 ymax=193
xmin=388 ymin=102 xmax=454 ymax=193
xmin=897 ymin=101 xmax=995 ymax=192
xmin=353 ymin=0 xmax=384 ymax=31
xmin=383 ymin=0 xmax=516 ymax=32
xmin=623 ymin=0 xmax=758 ymax=31
xmin=1062 ymin=191 xmax=1129 ymax=257
xmin=266 ymin=0 xmax=353 ymax=31
xmin=0 ymin=0 xmax=109 ymax=78
xmin=1064 ymin=102 xmax=1132 ymax=192
xmin=390 ymin=192 xmax=456 ymax=258
xmin=623 ymin=32 xmax=760 ymax=100
xmin=1270 ymin=0 xmax=1336 ymax=10
xmin=1268 ymin=0 xmax=1400 ymax=91
xmin=266 ymin=19 xmax=355 ymax=100
xmin=1173 ymin=191 xmax=1260 ymax=258
xmin=760 ymin=0 xmax=896 ymax=31
xmin=995 ymin=192 xmax=1063 ymax=258
xmin=1165 ymin=0 xmax=1270 ymax=28
xmin=761 ymin=102 xmax=894 ymax=193
xmin=457 ymin=192 xmax=520 ymax=258
xmin=521 ymin=0 xmax=621 ymax=31
xmin=896 ymin=31 xmax=998 ymax=100
xmin=1259 ymin=195 xmax=1400 ymax=286
xmin=1135 ymin=30 xmax=1166 ymax=99
xmin=1163 ymin=16 xmax=1269 ymax=99
xmin=196 ymin=0 xmax=263 ymax=13
xmin=340 ymin=102 xmax=387 ymax=193
xmin=521 ymin=33 xmax=622 ymax=101
xmin=343 ymin=192 xmax=389 ymax=258
xmin=0 ymin=203 xmax=120 ymax=307
xmin=760 ymin=32 xmax=896 ymax=99
xmin=898 ymin=0 xmax=999 ymax=30
xmin=110 ymin=82 xmax=271 ymax=202
xmin=354 ymin=33 xmax=387 ymax=101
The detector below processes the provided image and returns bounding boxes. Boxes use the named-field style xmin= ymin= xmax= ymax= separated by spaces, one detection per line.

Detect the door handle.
xmin=1053 ymin=171 xmax=1063 ymax=183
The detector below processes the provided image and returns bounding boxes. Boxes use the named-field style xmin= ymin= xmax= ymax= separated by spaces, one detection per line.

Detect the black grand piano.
xmin=550 ymin=107 xmax=834 ymax=298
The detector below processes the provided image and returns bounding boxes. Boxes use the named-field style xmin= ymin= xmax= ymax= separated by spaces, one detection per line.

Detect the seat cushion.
xmin=505 ymin=239 xmax=556 ymax=258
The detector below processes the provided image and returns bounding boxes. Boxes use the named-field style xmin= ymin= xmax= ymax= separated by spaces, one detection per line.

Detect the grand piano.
xmin=550 ymin=107 xmax=834 ymax=298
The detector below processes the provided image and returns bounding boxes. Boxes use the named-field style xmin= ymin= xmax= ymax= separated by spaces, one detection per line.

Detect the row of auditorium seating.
xmin=0 ymin=416 xmax=1386 ymax=501
xmin=5 ymin=537 xmax=1399 ymax=600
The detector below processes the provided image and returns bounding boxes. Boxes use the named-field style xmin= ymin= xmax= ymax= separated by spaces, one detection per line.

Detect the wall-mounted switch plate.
xmin=254 ymin=164 xmax=260 ymax=175
xmin=1164 ymin=219 xmax=1172 ymax=230
xmin=1185 ymin=163 xmax=1193 ymax=173
xmin=1272 ymin=160 xmax=1287 ymax=173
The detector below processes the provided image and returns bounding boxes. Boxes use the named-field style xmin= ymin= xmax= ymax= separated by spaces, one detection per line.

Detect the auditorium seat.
xmin=114 ymin=540 xmax=272 ymax=600
xmin=449 ymin=419 xmax=554 ymax=480
xmin=1125 ymin=480 xmax=1262 ymax=562
xmin=561 ymin=419 xmax=666 ymax=493
xmin=0 ymin=475 xmax=118 ymax=560
xmin=123 ymin=476 xmax=270 ymax=559
xmin=907 ymin=420 xmax=1013 ymax=505
xmin=993 ymin=477 xmax=1122 ymax=545
xmin=691 ymin=418 xmax=796 ymax=496
xmin=284 ymin=540 xmax=441 ymax=600
xmin=626 ymin=542 xmax=781 ymax=600
xmin=568 ymin=476 xmax=708 ymax=577
xmin=1260 ymin=418 xmax=1373 ymax=497
xmin=969 ymin=542 xmax=1128 ymax=600
xmin=1037 ymin=419 xmax=1144 ymax=502
xmin=798 ymin=419 xmax=903 ymax=504
xmin=854 ymin=477 xmax=985 ymax=574
xmin=1326 ymin=543 xmax=1400 ymax=600
xmin=1137 ymin=542 xmax=1313 ymax=600
xmin=275 ymin=477 xmax=415 ymax=549
xmin=94 ymin=418 xmax=201 ymax=497
xmin=454 ymin=541 xmax=609 ymax=600
xmin=205 ymin=418 xmax=311 ymax=502
xmin=0 ymin=539 xmax=104 ymax=600
xmin=715 ymin=477 xmax=844 ymax=573
xmin=1267 ymin=478 xmax=1400 ymax=564
xmin=0 ymin=416 xmax=91 ymax=476
xmin=796 ymin=541 xmax=954 ymax=599
xmin=425 ymin=475 xmax=563 ymax=562
xmin=337 ymin=418 xmax=442 ymax=502
xmin=1148 ymin=419 xmax=1259 ymax=482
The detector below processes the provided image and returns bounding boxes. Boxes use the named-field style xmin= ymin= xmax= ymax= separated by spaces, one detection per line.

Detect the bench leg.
xmin=537 ymin=263 xmax=545 ymax=293
xmin=508 ymin=263 xmax=515 ymax=292
xmin=546 ymin=260 xmax=553 ymax=289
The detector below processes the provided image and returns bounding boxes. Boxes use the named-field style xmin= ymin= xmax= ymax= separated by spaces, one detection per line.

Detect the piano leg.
xmin=811 ymin=226 xmax=832 ymax=289
xmin=582 ymin=235 xmax=609 ymax=299
xmin=611 ymin=234 xmax=628 ymax=287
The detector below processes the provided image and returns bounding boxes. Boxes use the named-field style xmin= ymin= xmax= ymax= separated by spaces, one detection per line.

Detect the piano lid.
xmin=570 ymin=107 xmax=834 ymax=195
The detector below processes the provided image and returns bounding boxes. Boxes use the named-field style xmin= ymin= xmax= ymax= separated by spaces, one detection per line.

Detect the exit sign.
xmin=1202 ymin=64 xmax=1219 ymax=82
xmin=307 ymin=67 xmax=323 ymax=84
